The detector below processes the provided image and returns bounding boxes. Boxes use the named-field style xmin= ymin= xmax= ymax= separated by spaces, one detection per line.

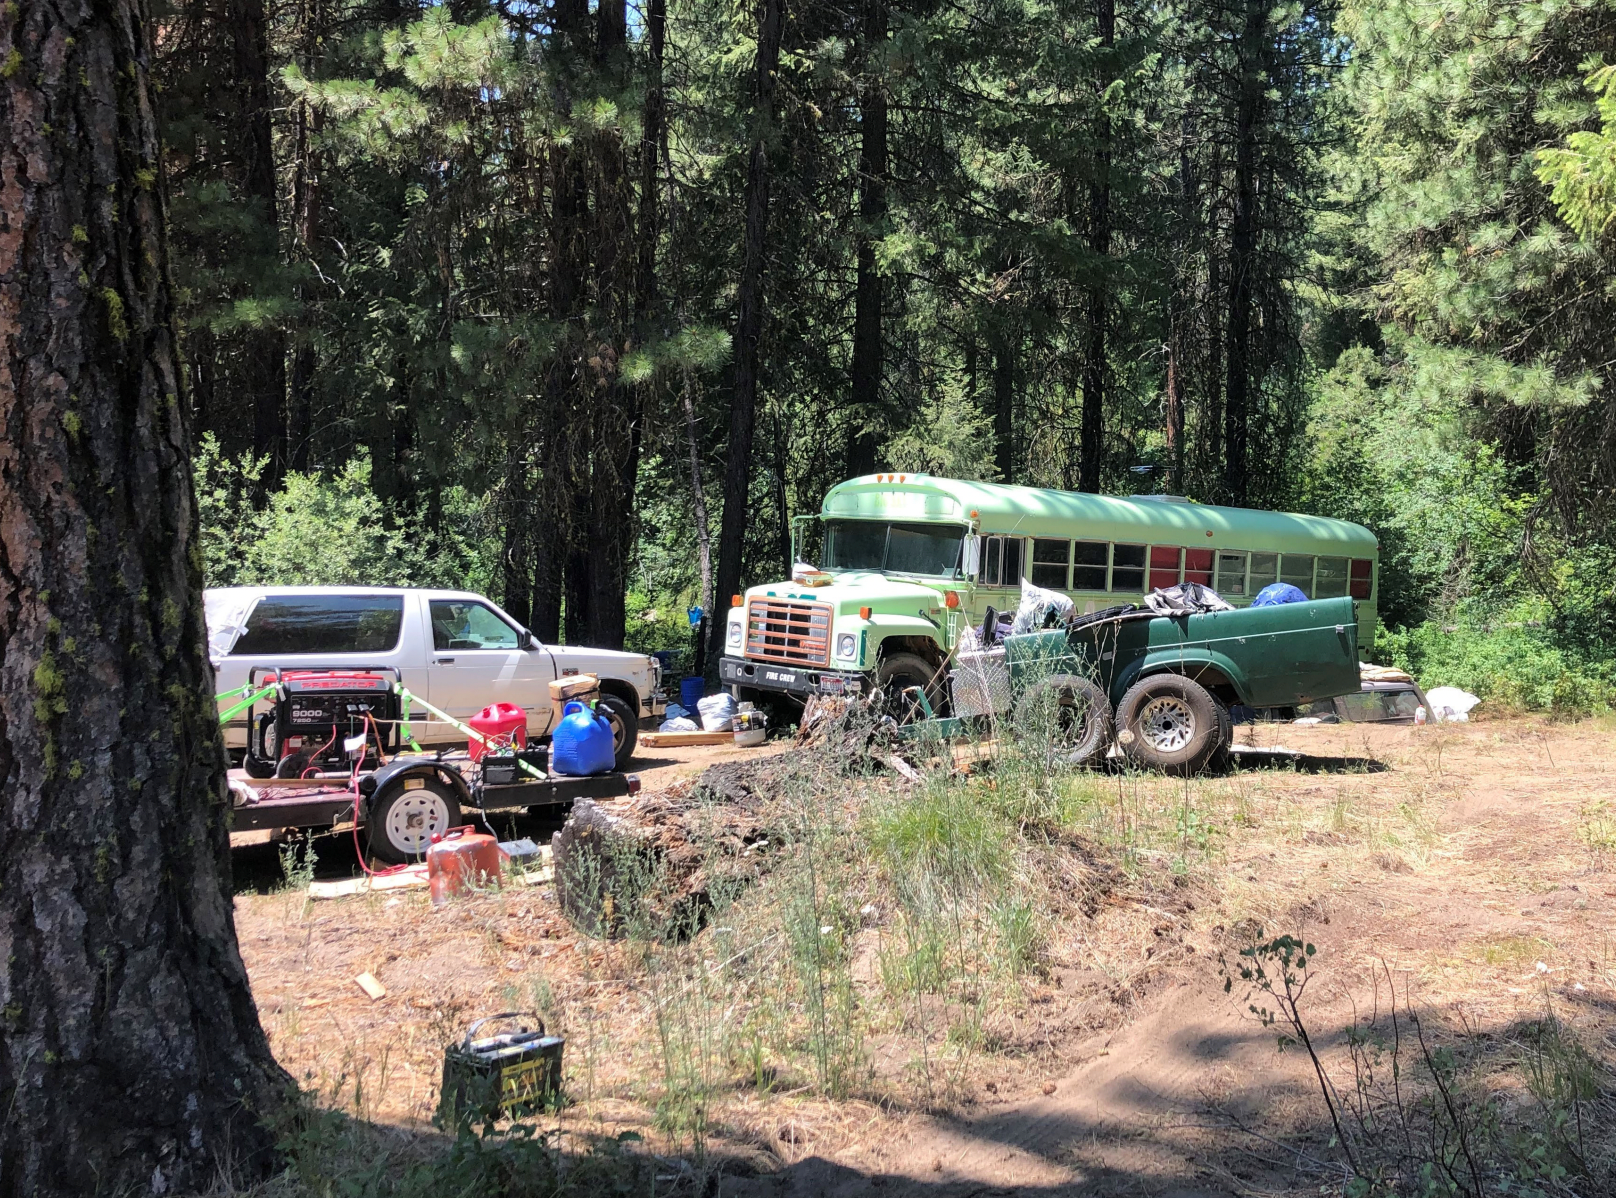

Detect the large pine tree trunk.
xmin=993 ymin=332 xmax=1016 ymax=483
xmin=846 ymin=0 xmax=888 ymax=480
xmin=1224 ymin=0 xmax=1265 ymax=507
xmin=710 ymin=0 xmax=787 ymax=670
xmin=1078 ymin=0 xmax=1114 ymax=493
xmin=0 ymin=3 xmax=289 ymax=1192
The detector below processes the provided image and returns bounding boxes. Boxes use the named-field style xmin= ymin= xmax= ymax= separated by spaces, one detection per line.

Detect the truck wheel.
xmin=874 ymin=652 xmax=945 ymax=723
xmin=1116 ymin=674 xmax=1225 ymax=776
xmin=368 ymin=778 xmax=461 ymax=865
xmin=595 ymin=693 xmax=638 ymax=770
xmin=1015 ymin=674 xmax=1112 ymax=768
xmin=1208 ymin=696 xmax=1234 ymax=773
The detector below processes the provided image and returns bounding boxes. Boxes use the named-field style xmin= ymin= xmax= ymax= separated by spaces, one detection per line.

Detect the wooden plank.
xmin=308 ymin=864 xmax=429 ymax=899
xmin=641 ymin=730 xmax=737 ymax=747
xmin=354 ymin=972 xmax=387 ymax=1000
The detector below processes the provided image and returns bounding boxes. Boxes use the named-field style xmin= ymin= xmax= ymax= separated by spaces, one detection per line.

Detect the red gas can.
xmin=427 ymin=827 xmax=505 ymax=905
xmin=468 ymin=702 xmax=527 ymax=762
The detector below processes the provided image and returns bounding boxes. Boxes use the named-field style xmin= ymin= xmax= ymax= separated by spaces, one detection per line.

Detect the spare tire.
xmin=1116 ymin=674 xmax=1225 ymax=776
xmin=1014 ymin=673 xmax=1113 ymax=768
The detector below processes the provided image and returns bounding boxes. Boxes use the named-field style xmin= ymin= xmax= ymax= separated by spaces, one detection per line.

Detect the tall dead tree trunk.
xmin=1224 ymin=0 xmax=1265 ymax=507
xmin=846 ymin=0 xmax=888 ymax=479
xmin=1165 ymin=119 xmax=1192 ymax=494
xmin=0 ymin=3 xmax=289 ymax=1192
xmin=1078 ymin=0 xmax=1114 ymax=493
xmin=993 ymin=332 xmax=1015 ymax=484
xmin=709 ymin=0 xmax=787 ymax=669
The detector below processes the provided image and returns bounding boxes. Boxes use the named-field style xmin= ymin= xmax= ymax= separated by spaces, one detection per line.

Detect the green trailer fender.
xmin=1113 ymin=648 xmax=1252 ymax=708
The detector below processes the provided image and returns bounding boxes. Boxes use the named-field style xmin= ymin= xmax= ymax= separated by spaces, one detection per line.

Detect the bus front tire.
xmin=1117 ymin=674 xmax=1225 ymax=776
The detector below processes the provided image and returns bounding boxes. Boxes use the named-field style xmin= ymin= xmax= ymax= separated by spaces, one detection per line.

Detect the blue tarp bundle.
xmin=1251 ymin=582 xmax=1308 ymax=607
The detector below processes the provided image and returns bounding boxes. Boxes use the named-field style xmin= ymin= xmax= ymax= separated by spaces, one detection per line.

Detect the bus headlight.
xmin=727 ymin=621 xmax=743 ymax=648
xmin=836 ymin=633 xmax=857 ymax=659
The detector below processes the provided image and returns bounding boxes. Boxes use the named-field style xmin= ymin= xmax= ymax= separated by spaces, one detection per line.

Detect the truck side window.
xmin=1030 ymin=538 xmax=1070 ymax=589
xmin=230 ymin=594 xmax=404 ymax=655
xmin=1072 ymin=541 xmax=1108 ymax=590
xmin=429 ymin=600 xmax=520 ymax=651
xmin=1111 ymin=544 xmax=1146 ymax=593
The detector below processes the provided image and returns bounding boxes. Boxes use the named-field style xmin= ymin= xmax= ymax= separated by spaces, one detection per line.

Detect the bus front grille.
xmin=745 ymin=599 xmax=832 ymax=667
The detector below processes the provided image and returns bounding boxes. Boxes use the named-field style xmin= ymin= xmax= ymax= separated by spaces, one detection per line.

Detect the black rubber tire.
xmin=595 ymin=692 xmax=639 ymax=771
xmin=1014 ymin=673 xmax=1113 ymax=768
xmin=243 ymin=714 xmax=278 ymax=778
xmin=874 ymin=651 xmax=945 ymax=723
xmin=274 ymin=751 xmax=314 ymax=780
xmin=243 ymin=751 xmax=276 ymax=779
xmin=367 ymin=778 xmax=462 ymax=865
xmin=1116 ymin=673 xmax=1225 ymax=776
xmin=1208 ymin=695 xmax=1234 ymax=773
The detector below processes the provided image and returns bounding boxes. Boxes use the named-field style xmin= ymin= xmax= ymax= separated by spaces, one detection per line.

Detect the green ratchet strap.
xmin=217 ymin=682 xmax=278 ymax=725
xmin=393 ymin=684 xmax=547 ymax=781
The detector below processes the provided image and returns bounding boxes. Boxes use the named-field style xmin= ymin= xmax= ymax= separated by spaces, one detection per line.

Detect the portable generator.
xmin=245 ymin=666 xmax=402 ymax=779
xmin=438 ymin=1012 xmax=564 ymax=1127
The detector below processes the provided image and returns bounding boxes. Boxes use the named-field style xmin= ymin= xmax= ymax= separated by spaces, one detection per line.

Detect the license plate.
xmin=819 ymin=676 xmax=845 ymax=695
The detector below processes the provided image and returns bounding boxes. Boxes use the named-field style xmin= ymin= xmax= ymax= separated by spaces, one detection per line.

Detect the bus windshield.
xmin=822 ymin=520 xmax=965 ymax=578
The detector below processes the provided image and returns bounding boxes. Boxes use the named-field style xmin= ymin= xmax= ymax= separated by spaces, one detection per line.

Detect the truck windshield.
xmin=822 ymin=520 xmax=965 ymax=578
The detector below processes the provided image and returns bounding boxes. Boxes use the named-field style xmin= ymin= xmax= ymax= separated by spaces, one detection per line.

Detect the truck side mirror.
xmin=518 ymin=629 xmax=535 ymax=650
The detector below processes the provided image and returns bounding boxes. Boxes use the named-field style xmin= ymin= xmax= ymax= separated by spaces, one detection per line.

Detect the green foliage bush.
xmin=195 ymin=435 xmax=500 ymax=593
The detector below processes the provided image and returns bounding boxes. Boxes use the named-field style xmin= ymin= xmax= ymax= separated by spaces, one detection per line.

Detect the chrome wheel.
xmin=383 ymin=790 xmax=451 ymax=858
xmin=1137 ymin=696 xmax=1196 ymax=753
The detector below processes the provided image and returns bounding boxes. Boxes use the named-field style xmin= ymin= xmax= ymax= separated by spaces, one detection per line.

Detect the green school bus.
xmin=718 ymin=474 xmax=1378 ymax=706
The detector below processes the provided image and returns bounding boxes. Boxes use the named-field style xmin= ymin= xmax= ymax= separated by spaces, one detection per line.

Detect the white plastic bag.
xmin=659 ymin=716 xmax=700 ymax=732
xmin=1011 ymin=579 xmax=1076 ymax=635
xmin=1424 ymin=686 xmax=1480 ymax=722
xmin=697 ymin=692 xmax=739 ymax=732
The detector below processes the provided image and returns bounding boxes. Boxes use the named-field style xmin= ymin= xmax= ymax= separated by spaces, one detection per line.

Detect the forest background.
xmin=169 ymin=0 xmax=1616 ymax=713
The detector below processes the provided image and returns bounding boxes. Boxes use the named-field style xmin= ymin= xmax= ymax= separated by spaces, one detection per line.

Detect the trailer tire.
xmin=1015 ymin=674 xmax=1113 ymax=768
xmin=875 ymin=652 xmax=946 ymax=723
xmin=1117 ymin=674 xmax=1225 ymax=776
xmin=368 ymin=778 xmax=461 ymax=865
xmin=595 ymin=693 xmax=638 ymax=771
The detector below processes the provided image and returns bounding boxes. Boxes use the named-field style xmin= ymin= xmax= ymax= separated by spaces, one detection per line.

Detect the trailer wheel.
xmin=368 ymin=778 xmax=461 ymax=865
xmin=1015 ymin=674 xmax=1112 ymax=767
xmin=874 ymin=652 xmax=945 ymax=723
xmin=595 ymin=693 xmax=638 ymax=770
xmin=243 ymin=713 xmax=278 ymax=778
xmin=1116 ymin=674 xmax=1224 ymax=776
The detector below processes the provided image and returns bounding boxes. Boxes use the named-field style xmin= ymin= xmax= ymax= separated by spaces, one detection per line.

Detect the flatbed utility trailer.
xmin=903 ymin=594 xmax=1362 ymax=776
xmin=229 ymin=753 xmax=641 ymax=863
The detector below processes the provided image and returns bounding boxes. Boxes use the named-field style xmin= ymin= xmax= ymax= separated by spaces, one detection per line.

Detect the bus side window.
xmin=1280 ymin=554 xmax=1315 ymax=597
xmin=1350 ymin=558 xmax=1373 ymax=600
xmin=1111 ymin=544 xmax=1146 ymax=593
xmin=1004 ymin=537 xmax=1023 ymax=585
xmin=1216 ymin=551 xmax=1249 ymax=596
xmin=983 ymin=537 xmax=1003 ymax=585
xmin=1149 ymin=546 xmax=1182 ymax=590
xmin=1315 ymin=556 xmax=1349 ymax=598
xmin=1184 ymin=548 xmax=1213 ymax=587
xmin=1072 ymin=541 xmax=1108 ymax=590
xmin=1030 ymin=538 xmax=1071 ymax=590
xmin=1249 ymin=552 xmax=1279 ymax=592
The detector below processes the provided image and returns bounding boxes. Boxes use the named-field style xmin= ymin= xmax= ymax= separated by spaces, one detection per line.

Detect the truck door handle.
xmin=436 ymin=657 xmax=455 ymax=664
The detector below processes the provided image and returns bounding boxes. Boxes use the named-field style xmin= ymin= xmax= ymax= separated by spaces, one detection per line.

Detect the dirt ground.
xmin=232 ymin=718 xmax=1616 ymax=1194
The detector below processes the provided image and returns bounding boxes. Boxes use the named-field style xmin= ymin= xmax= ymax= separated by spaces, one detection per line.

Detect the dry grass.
xmin=232 ymin=716 xmax=1616 ymax=1193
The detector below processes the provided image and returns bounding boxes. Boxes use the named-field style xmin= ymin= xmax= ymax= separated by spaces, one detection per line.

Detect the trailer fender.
xmin=1116 ymin=649 xmax=1251 ymax=708
xmin=361 ymin=758 xmax=474 ymax=815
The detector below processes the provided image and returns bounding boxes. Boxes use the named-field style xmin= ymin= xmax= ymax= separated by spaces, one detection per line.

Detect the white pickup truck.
xmin=206 ymin=586 xmax=665 ymax=767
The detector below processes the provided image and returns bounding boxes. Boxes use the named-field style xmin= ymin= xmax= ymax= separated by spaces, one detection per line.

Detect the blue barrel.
xmin=680 ymin=675 xmax=705 ymax=712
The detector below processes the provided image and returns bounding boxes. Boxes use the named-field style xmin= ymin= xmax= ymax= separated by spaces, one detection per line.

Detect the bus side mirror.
xmin=963 ymin=535 xmax=981 ymax=579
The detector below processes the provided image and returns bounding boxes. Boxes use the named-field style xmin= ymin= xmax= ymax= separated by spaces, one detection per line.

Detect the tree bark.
xmin=846 ymin=0 xmax=888 ymax=479
xmin=231 ymin=0 xmax=288 ymax=475
xmin=709 ymin=0 xmax=787 ymax=669
xmin=0 ymin=3 xmax=289 ymax=1192
xmin=1078 ymin=0 xmax=1114 ymax=493
xmin=993 ymin=331 xmax=1015 ymax=484
xmin=1224 ymin=0 xmax=1265 ymax=507
xmin=1166 ymin=120 xmax=1192 ymax=494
